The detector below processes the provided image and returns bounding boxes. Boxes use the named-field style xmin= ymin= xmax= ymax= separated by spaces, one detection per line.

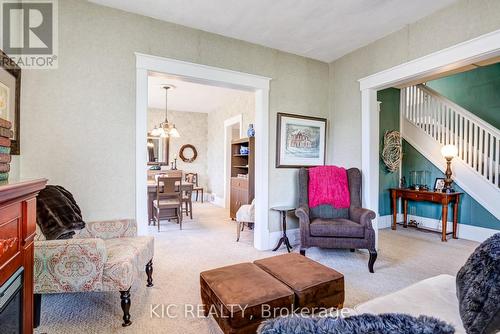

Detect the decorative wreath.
xmin=382 ymin=130 xmax=402 ymax=173
xmin=179 ymin=144 xmax=197 ymax=163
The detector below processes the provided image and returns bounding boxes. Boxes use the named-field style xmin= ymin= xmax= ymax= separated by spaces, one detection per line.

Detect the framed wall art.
xmin=276 ymin=113 xmax=327 ymax=168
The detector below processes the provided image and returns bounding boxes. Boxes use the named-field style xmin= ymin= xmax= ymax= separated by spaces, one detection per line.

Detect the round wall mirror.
xmin=179 ymin=144 xmax=197 ymax=163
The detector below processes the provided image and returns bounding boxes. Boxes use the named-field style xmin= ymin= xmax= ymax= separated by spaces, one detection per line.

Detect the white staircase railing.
xmin=402 ymin=84 xmax=500 ymax=189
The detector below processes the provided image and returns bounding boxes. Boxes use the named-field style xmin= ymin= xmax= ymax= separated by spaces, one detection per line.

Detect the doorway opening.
xmin=136 ymin=53 xmax=271 ymax=250
xmin=359 ymin=30 xmax=500 ymax=247
xmin=224 ymin=115 xmax=243 ymax=209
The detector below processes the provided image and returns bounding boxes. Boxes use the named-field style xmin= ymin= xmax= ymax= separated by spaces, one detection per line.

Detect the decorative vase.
xmin=247 ymin=124 xmax=255 ymax=137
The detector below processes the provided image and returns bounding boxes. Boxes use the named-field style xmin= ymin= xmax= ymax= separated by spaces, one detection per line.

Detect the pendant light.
xmin=151 ymin=85 xmax=180 ymax=138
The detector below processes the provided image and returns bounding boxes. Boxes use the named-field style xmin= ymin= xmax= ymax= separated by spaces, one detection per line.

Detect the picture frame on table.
xmin=0 ymin=50 xmax=21 ymax=155
xmin=276 ymin=113 xmax=327 ymax=168
xmin=434 ymin=178 xmax=445 ymax=192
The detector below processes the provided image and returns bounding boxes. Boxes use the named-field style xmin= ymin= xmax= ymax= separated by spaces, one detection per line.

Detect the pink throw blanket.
xmin=308 ymin=166 xmax=350 ymax=208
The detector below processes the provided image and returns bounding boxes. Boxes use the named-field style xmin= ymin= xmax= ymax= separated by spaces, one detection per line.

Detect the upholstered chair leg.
xmin=146 ymin=260 xmax=153 ymax=287
xmin=179 ymin=208 xmax=182 ymax=230
xmin=33 ymin=293 xmax=42 ymax=328
xmin=236 ymin=221 xmax=241 ymax=242
xmin=300 ymin=248 xmax=306 ymax=256
xmin=368 ymin=250 xmax=377 ymax=273
xmin=120 ymin=288 xmax=132 ymax=327
xmin=156 ymin=209 xmax=160 ymax=232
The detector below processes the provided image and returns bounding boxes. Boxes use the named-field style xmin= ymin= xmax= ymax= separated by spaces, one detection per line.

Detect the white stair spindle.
xmin=488 ymin=132 xmax=493 ymax=182
xmin=478 ymin=128 xmax=483 ymax=175
xmin=496 ymin=137 xmax=499 ymax=187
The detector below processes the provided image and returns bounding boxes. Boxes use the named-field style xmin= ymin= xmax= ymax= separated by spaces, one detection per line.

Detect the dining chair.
xmin=153 ymin=176 xmax=182 ymax=230
xmin=185 ymin=173 xmax=204 ymax=202
xmin=181 ymin=184 xmax=194 ymax=219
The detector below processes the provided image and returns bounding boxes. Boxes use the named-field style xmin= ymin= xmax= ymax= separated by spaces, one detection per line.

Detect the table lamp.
xmin=440 ymin=144 xmax=458 ymax=193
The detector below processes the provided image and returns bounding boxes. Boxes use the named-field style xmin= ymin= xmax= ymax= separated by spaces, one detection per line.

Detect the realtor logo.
xmin=0 ymin=0 xmax=58 ymax=69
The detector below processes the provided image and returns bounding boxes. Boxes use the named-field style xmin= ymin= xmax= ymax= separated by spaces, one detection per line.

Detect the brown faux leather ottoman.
xmin=200 ymin=262 xmax=294 ymax=334
xmin=254 ymin=253 xmax=344 ymax=311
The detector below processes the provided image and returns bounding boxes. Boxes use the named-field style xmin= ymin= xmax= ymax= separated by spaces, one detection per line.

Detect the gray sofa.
xmin=295 ymin=168 xmax=377 ymax=272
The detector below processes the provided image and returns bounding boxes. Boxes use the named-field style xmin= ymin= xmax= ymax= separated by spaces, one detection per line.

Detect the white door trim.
xmin=135 ymin=53 xmax=272 ymax=250
xmin=223 ymin=114 xmax=243 ymax=208
xmin=358 ymin=29 xmax=500 ymax=246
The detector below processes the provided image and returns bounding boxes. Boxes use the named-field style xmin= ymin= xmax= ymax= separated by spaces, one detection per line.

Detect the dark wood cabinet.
xmin=230 ymin=138 xmax=254 ymax=219
xmin=0 ymin=179 xmax=47 ymax=334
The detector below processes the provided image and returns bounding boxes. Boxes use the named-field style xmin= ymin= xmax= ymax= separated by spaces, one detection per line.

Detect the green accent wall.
xmin=402 ymin=140 xmax=499 ymax=230
xmin=427 ymin=63 xmax=500 ymax=128
xmin=378 ymin=88 xmax=400 ymax=216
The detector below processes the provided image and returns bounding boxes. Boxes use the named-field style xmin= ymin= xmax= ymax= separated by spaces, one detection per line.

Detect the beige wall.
xmin=148 ymin=109 xmax=208 ymax=189
xmin=329 ymin=0 xmax=500 ymax=168
xmin=20 ymin=0 xmax=329 ymax=231
xmin=207 ymin=92 xmax=254 ymax=199
xmin=20 ymin=0 xmax=496 ymax=232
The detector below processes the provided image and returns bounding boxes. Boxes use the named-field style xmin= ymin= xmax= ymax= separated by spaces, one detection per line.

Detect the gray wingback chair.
xmin=295 ymin=168 xmax=378 ymax=273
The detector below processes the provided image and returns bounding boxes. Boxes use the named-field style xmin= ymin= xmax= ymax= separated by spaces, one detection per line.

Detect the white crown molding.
xmin=359 ymin=29 xmax=500 ymax=91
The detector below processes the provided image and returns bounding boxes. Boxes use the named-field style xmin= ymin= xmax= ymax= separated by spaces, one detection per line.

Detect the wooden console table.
xmin=389 ymin=188 xmax=462 ymax=242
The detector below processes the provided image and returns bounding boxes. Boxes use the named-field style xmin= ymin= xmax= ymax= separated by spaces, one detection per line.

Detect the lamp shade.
xmin=441 ymin=144 xmax=458 ymax=158
xmin=150 ymin=127 xmax=161 ymax=137
xmin=169 ymin=126 xmax=180 ymax=138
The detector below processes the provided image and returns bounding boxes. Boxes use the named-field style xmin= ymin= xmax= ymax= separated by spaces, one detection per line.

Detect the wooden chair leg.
xmin=189 ymin=201 xmax=193 ymax=219
xmin=178 ymin=207 xmax=182 ymax=230
xmin=236 ymin=221 xmax=241 ymax=241
xmin=145 ymin=260 xmax=153 ymax=287
xmin=196 ymin=191 xmax=199 ymax=202
xmin=201 ymin=189 xmax=204 ymax=203
xmin=156 ymin=208 xmax=160 ymax=232
xmin=368 ymin=250 xmax=377 ymax=273
xmin=120 ymin=288 xmax=132 ymax=327
xmin=34 ymin=293 xmax=42 ymax=328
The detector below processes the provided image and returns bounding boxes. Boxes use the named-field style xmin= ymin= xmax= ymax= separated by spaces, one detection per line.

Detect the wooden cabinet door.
xmin=239 ymin=190 xmax=249 ymax=206
xmin=230 ymin=186 xmax=239 ymax=219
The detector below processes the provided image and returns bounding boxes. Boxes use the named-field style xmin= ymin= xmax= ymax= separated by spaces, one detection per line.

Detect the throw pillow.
xmin=456 ymin=233 xmax=500 ymax=334
xmin=36 ymin=185 xmax=86 ymax=240
xmin=258 ymin=313 xmax=455 ymax=334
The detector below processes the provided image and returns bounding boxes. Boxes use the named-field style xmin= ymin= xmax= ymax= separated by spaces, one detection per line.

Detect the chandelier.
xmin=150 ymin=85 xmax=180 ymax=138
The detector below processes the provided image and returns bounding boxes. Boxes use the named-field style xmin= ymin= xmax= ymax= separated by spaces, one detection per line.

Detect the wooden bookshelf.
xmin=230 ymin=137 xmax=255 ymax=219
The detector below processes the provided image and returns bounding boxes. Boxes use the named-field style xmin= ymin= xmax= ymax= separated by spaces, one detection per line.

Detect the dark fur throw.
xmin=456 ymin=233 xmax=500 ymax=334
xmin=258 ymin=313 xmax=455 ymax=334
xmin=36 ymin=185 xmax=85 ymax=240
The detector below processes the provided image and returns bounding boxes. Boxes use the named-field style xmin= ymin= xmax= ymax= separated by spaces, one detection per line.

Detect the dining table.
xmin=148 ymin=179 xmax=194 ymax=224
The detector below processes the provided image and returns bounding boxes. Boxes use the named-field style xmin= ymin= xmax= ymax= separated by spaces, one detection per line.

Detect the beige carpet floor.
xmin=36 ymin=202 xmax=478 ymax=334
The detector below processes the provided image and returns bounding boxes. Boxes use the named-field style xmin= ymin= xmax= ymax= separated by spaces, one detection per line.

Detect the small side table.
xmin=271 ymin=206 xmax=295 ymax=253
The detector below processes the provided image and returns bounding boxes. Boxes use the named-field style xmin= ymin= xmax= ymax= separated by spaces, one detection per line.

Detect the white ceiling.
xmin=148 ymin=72 xmax=253 ymax=113
xmin=89 ymin=0 xmax=457 ymax=62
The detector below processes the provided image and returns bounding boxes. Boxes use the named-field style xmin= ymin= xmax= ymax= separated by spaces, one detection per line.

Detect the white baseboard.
xmin=378 ymin=214 xmax=498 ymax=242
xmin=269 ymin=228 xmax=300 ymax=249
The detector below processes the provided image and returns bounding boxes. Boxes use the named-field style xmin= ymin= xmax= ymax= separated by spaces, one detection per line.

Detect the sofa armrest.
xmin=349 ymin=207 xmax=376 ymax=228
xmin=295 ymin=206 xmax=311 ymax=243
xmin=34 ymin=238 xmax=107 ymax=294
xmin=75 ymin=219 xmax=137 ymax=239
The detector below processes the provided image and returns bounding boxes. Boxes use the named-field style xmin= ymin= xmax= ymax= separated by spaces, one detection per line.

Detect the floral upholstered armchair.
xmin=33 ymin=219 xmax=154 ymax=327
